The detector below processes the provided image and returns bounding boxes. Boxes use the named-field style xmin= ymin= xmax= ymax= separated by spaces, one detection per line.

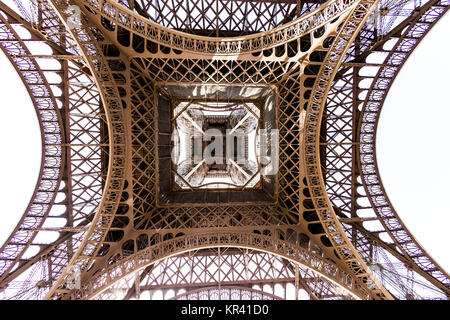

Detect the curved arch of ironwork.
xmin=43 ymin=0 xmax=128 ymax=299
xmin=0 ymin=11 xmax=65 ymax=281
xmin=169 ymin=285 xmax=283 ymax=300
xmin=357 ymin=0 xmax=450 ymax=293
xmin=78 ymin=0 xmax=357 ymax=57
xmin=91 ymin=246 xmax=345 ymax=300
xmin=74 ymin=232 xmax=370 ymax=300
xmin=301 ymin=0 xmax=395 ymax=299
xmin=0 ymin=2 xmax=116 ymax=299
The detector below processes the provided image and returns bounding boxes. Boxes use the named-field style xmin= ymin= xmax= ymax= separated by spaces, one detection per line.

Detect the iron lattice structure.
xmin=0 ymin=0 xmax=448 ymax=300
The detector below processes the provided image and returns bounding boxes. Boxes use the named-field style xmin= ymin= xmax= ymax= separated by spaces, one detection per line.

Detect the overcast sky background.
xmin=0 ymin=47 xmax=41 ymax=248
xmin=377 ymin=10 xmax=450 ymax=273
xmin=0 ymin=2 xmax=448 ymax=294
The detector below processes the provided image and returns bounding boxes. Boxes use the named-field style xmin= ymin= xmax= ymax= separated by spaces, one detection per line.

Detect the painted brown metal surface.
xmin=0 ymin=0 xmax=448 ymax=300
xmin=357 ymin=0 xmax=450 ymax=293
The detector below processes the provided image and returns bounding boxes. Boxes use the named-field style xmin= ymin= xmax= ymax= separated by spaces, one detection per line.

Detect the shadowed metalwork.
xmin=0 ymin=0 xmax=448 ymax=300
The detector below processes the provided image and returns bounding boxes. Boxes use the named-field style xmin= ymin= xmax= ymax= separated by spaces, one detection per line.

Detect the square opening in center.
xmin=172 ymin=100 xmax=261 ymax=191
xmin=157 ymin=84 xmax=278 ymax=206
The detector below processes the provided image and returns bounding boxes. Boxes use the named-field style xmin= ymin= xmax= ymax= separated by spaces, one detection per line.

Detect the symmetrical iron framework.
xmin=0 ymin=0 xmax=448 ymax=300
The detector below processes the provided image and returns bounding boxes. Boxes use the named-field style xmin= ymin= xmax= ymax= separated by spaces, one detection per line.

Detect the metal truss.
xmin=0 ymin=0 xmax=105 ymax=298
xmin=91 ymin=247 xmax=353 ymax=300
xmin=171 ymin=287 xmax=281 ymax=300
xmin=85 ymin=0 xmax=350 ymax=59
xmin=357 ymin=0 xmax=450 ymax=292
xmin=321 ymin=0 xmax=450 ymax=297
xmin=121 ymin=0 xmax=307 ymax=37
xmin=65 ymin=232 xmax=369 ymax=299
xmin=0 ymin=5 xmax=64 ymax=286
xmin=0 ymin=0 xmax=448 ymax=300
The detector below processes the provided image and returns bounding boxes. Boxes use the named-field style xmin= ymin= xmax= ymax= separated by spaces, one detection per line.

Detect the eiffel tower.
xmin=0 ymin=0 xmax=449 ymax=300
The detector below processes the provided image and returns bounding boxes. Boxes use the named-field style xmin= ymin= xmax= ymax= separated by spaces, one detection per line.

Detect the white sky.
xmin=377 ymin=11 xmax=450 ymax=273
xmin=0 ymin=49 xmax=41 ymax=247
xmin=0 ymin=2 xmax=448 ymax=295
